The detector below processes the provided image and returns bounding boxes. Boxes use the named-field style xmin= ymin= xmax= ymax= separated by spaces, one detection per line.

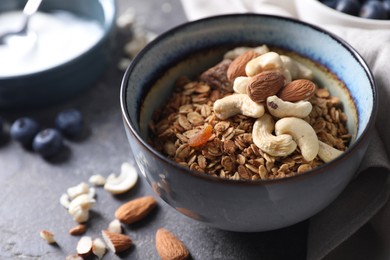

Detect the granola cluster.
xmin=149 ymin=57 xmax=351 ymax=181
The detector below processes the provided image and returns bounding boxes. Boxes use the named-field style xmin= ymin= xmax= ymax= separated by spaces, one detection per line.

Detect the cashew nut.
xmin=252 ymin=113 xmax=297 ymax=157
xmin=266 ymin=95 xmax=312 ymax=118
xmin=89 ymin=174 xmax=106 ymax=186
xmin=245 ymin=52 xmax=284 ymax=77
xmin=281 ymin=55 xmax=299 ymax=79
xmin=224 ymin=44 xmax=269 ymax=60
xmin=60 ymin=193 xmax=71 ymax=209
xmin=104 ymin=162 xmax=138 ymax=194
xmin=318 ymin=141 xmax=344 ymax=163
xmin=275 ymin=117 xmax=319 ymax=161
xmin=233 ymin=76 xmax=250 ymax=94
xmin=280 ymin=55 xmax=313 ymax=80
xmin=296 ymin=62 xmax=314 ymax=80
xmin=68 ymin=194 xmax=96 ymax=223
xmin=67 ymin=182 xmax=90 ymax=200
xmin=213 ymin=94 xmax=265 ymax=120
xmin=68 ymin=194 xmax=96 ymax=214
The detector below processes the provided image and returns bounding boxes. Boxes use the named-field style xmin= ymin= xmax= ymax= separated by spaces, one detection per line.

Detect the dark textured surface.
xmin=0 ymin=0 xmax=307 ymax=259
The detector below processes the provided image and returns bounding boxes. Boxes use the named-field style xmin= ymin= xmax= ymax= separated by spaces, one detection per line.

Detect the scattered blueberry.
xmin=360 ymin=0 xmax=388 ymax=18
xmin=382 ymin=0 xmax=390 ymax=16
xmin=320 ymin=0 xmax=390 ymax=19
xmin=33 ymin=128 xmax=64 ymax=158
xmin=0 ymin=117 xmax=4 ymax=138
xmin=55 ymin=108 xmax=84 ymax=137
xmin=322 ymin=0 xmax=338 ymax=8
xmin=10 ymin=117 xmax=40 ymax=146
xmin=336 ymin=0 xmax=361 ymax=16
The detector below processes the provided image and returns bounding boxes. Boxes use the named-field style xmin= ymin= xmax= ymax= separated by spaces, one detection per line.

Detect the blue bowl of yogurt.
xmin=0 ymin=0 xmax=116 ymax=108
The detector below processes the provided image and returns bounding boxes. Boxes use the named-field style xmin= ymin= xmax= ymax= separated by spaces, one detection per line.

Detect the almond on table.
xmin=115 ymin=196 xmax=157 ymax=224
xmin=155 ymin=228 xmax=189 ymax=260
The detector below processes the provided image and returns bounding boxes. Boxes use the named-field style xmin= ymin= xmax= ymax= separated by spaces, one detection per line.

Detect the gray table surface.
xmin=0 ymin=1 xmax=308 ymax=259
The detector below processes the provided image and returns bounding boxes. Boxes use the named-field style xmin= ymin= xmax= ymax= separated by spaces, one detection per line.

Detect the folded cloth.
xmin=180 ymin=0 xmax=390 ymax=259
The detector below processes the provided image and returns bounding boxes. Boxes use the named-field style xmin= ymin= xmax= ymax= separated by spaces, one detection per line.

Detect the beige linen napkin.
xmin=180 ymin=1 xmax=390 ymax=259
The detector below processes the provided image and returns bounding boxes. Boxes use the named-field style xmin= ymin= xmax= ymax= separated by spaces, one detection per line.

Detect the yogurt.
xmin=0 ymin=10 xmax=104 ymax=77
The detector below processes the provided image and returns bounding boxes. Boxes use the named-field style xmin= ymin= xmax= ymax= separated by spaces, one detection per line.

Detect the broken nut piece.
xmin=89 ymin=174 xmax=106 ymax=186
xmin=107 ymin=219 xmax=122 ymax=234
xmin=102 ymin=230 xmax=133 ymax=253
xmin=76 ymin=236 xmax=93 ymax=257
xmin=92 ymin=238 xmax=107 ymax=259
xmin=40 ymin=230 xmax=56 ymax=244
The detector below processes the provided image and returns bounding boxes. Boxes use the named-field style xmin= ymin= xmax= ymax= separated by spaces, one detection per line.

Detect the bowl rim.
xmin=0 ymin=0 xmax=116 ymax=80
xmin=301 ymin=0 xmax=390 ymax=25
xmin=120 ymin=13 xmax=378 ymax=186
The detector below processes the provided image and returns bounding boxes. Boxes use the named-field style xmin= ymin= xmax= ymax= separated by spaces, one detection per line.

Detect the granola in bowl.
xmin=148 ymin=45 xmax=351 ymax=181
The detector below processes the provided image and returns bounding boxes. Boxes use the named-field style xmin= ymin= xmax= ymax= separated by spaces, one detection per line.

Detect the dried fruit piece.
xmin=227 ymin=50 xmax=259 ymax=81
xmin=155 ymin=228 xmax=189 ymax=260
xmin=188 ymin=125 xmax=213 ymax=147
xmin=247 ymin=71 xmax=285 ymax=103
xmin=199 ymin=59 xmax=232 ymax=91
xmin=278 ymin=79 xmax=316 ymax=102
xmin=102 ymin=230 xmax=133 ymax=253
xmin=115 ymin=196 xmax=157 ymax=224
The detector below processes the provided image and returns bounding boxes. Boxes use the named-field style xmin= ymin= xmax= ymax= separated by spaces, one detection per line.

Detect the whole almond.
xmin=115 ymin=196 xmax=157 ymax=224
xmin=69 ymin=224 xmax=87 ymax=236
xmin=102 ymin=230 xmax=133 ymax=253
xmin=155 ymin=228 xmax=189 ymax=260
xmin=278 ymin=79 xmax=316 ymax=102
xmin=227 ymin=50 xmax=259 ymax=81
xmin=247 ymin=71 xmax=285 ymax=103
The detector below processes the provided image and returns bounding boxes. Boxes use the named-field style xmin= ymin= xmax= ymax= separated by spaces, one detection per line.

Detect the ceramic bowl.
xmin=295 ymin=0 xmax=390 ymax=29
xmin=120 ymin=14 xmax=377 ymax=232
xmin=0 ymin=0 xmax=116 ymax=108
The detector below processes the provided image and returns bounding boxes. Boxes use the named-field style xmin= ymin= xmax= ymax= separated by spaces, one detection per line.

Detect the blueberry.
xmin=33 ymin=128 xmax=63 ymax=157
xmin=10 ymin=117 xmax=40 ymax=146
xmin=0 ymin=117 xmax=4 ymax=138
xmin=55 ymin=108 xmax=84 ymax=137
xmin=321 ymin=0 xmax=338 ymax=8
xmin=335 ymin=0 xmax=361 ymax=15
xmin=382 ymin=0 xmax=390 ymax=17
xmin=360 ymin=0 xmax=387 ymax=19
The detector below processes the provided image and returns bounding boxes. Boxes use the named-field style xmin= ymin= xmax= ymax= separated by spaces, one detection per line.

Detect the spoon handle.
xmin=24 ymin=0 xmax=43 ymax=16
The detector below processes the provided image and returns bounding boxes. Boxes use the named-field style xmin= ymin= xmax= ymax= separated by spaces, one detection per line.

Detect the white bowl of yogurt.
xmin=0 ymin=0 xmax=116 ymax=108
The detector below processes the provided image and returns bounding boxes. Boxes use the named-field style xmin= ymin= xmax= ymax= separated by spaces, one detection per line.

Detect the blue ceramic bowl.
xmin=0 ymin=0 xmax=116 ymax=108
xmin=120 ymin=14 xmax=377 ymax=232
